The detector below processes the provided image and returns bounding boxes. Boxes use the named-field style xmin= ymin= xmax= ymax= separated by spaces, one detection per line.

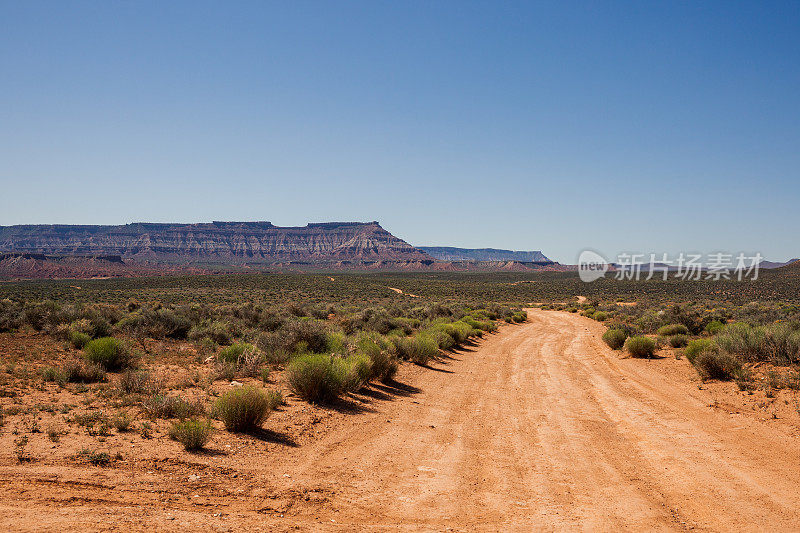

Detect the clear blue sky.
xmin=1 ymin=1 xmax=798 ymax=263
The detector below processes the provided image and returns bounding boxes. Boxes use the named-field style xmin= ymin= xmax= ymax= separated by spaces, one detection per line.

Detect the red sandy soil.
xmin=1 ymin=310 xmax=800 ymax=530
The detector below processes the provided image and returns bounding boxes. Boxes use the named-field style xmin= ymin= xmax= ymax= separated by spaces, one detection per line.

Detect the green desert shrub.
xmin=762 ymin=323 xmax=800 ymax=365
xmin=342 ymin=352 xmax=373 ymax=392
xmin=117 ymin=309 xmax=181 ymax=339
xmin=68 ymin=330 xmax=92 ymax=349
xmin=188 ymin=320 xmax=233 ymax=345
xmin=424 ymin=327 xmax=456 ymax=350
xmin=429 ymin=321 xmax=471 ymax=345
xmin=593 ymin=311 xmax=609 ymax=322
xmin=714 ymin=323 xmax=764 ymax=361
xmin=324 ymin=331 xmax=347 ymax=354
xmin=657 ymin=324 xmax=689 ymax=336
xmin=704 ymin=320 xmax=725 ymax=335
xmin=461 ymin=316 xmax=495 ymax=332
xmin=392 ymin=335 xmax=439 ymax=365
xmin=714 ymin=321 xmax=800 ymax=365
xmin=170 ymin=419 xmax=213 ymax=450
xmin=143 ymin=394 xmax=205 ymax=420
xmin=83 ymin=337 xmax=134 ymax=371
xmin=693 ymin=345 xmax=742 ymax=381
xmin=602 ymin=329 xmax=627 ymax=350
xmin=605 ymin=320 xmax=640 ymax=337
xmin=255 ymin=331 xmax=291 ymax=363
xmin=684 ymin=338 xmax=714 ymax=364
xmin=112 ymin=411 xmax=133 ymax=432
xmin=212 ymin=386 xmax=272 ymax=431
xmin=624 ymin=336 xmax=656 ymax=358
xmin=217 ymin=343 xmax=255 ymax=364
xmin=286 ymin=319 xmax=330 ymax=353
xmin=356 ymin=334 xmax=399 ymax=382
xmin=668 ymin=334 xmax=688 ymax=348
xmin=286 ymin=353 xmax=349 ymax=403
xmin=511 ymin=311 xmax=527 ymax=323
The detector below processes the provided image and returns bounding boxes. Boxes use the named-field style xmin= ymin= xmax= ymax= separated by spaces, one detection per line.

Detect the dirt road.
xmin=266 ymin=308 xmax=800 ymax=531
xmin=4 ymin=309 xmax=800 ymax=531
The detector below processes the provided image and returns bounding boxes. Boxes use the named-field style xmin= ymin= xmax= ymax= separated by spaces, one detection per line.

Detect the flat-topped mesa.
xmin=418 ymin=247 xmax=552 ymax=263
xmin=0 ymin=221 xmax=430 ymax=263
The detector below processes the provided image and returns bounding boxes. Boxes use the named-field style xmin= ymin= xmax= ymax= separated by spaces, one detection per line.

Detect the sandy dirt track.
xmin=4 ymin=309 xmax=800 ymax=531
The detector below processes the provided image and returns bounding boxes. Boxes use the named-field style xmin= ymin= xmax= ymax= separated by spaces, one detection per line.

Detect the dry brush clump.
xmin=693 ymin=345 xmax=742 ymax=381
xmin=170 ymin=419 xmax=213 ymax=450
xmin=286 ymin=353 xmax=357 ymax=403
xmin=624 ymin=336 xmax=656 ymax=358
xmin=602 ymin=329 xmax=628 ymax=350
xmin=83 ymin=337 xmax=135 ymax=371
xmin=212 ymin=386 xmax=273 ymax=432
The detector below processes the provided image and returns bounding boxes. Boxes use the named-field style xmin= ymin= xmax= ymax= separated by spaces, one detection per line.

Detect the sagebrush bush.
xmin=143 ymin=394 xmax=205 ymax=420
xmin=513 ymin=311 xmax=527 ymax=323
xmin=392 ymin=335 xmax=439 ymax=365
xmin=343 ymin=353 xmax=373 ymax=392
xmin=461 ymin=315 xmax=496 ymax=332
xmin=424 ymin=327 xmax=455 ymax=350
xmin=83 ymin=337 xmax=134 ymax=371
xmin=356 ymin=334 xmax=398 ymax=382
xmin=625 ymin=336 xmax=656 ymax=358
xmin=170 ymin=418 xmax=213 ymax=450
xmin=117 ymin=307 xmax=191 ymax=339
xmin=68 ymin=330 xmax=92 ymax=349
xmin=602 ymin=329 xmax=627 ymax=350
xmin=113 ymin=411 xmax=132 ymax=432
xmin=668 ymin=334 xmax=688 ymax=348
xmin=217 ymin=343 xmax=255 ymax=363
xmin=213 ymin=386 xmax=272 ymax=431
xmin=657 ymin=324 xmax=689 ymax=336
xmin=605 ymin=320 xmax=640 ymax=337
xmin=286 ymin=319 xmax=330 ymax=353
xmin=286 ymin=353 xmax=349 ymax=403
xmin=593 ymin=311 xmax=609 ymax=322
xmin=693 ymin=345 xmax=741 ymax=381
xmin=684 ymin=338 xmax=713 ymax=364
xmin=763 ymin=323 xmax=800 ymax=365
xmin=325 ymin=331 xmax=347 ymax=354
xmin=256 ymin=331 xmax=291 ymax=363
xmin=704 ymin=320 xmax=725 ymax=335
xmin=714 ymin=323 xmax=764 ymax=361
xmin=188 ymin=320 xmax=233 ymax=345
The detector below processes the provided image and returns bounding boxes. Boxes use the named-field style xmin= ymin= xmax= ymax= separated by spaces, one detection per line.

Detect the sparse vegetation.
xmin=657 ymin=324 xmax=689 ymax=336
xmin=170 ymin=418 xmax=213 ymax=450
xmin=668 ymin=334 xmax=688 ymax=348
xmin=625 ymin=336 xmax=656 ymax=358
xmin=693 ymin=345 xmax=742 ymax=381
xmin=83 ymin=337 xmax=134 ymax=371
xmin=212 ymin=386 xmax=273 ymax=431
xmin=602 ymin=329 xmax=627 ymax=350
xmin=286 ymin=353 xmax=351 ymax=403
xmin=684 ymin=339 xmax=714 ymax=364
